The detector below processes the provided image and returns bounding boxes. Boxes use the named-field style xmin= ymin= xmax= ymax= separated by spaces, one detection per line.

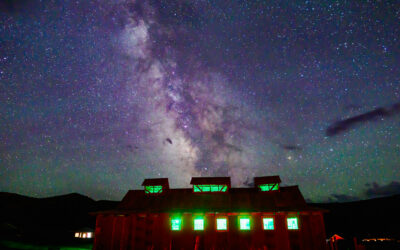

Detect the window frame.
xmin=193 ymin=217 xmax=205 ymax=231
xmin=238 ymin=216 xmax=251 ymax=231
xmin=262 ymin=217 xmax=275 ymax=230
xmin=216 ymin=217 xmax=228 ymax=231
xmin=171 ymin=217 xmax=182 ymax=231
xmin=287 ymin=217 xmax=299 ymax=230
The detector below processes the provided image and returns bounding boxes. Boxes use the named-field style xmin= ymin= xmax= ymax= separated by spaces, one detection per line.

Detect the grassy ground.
xmin=0 ymin=240 xmax=92 ymax=250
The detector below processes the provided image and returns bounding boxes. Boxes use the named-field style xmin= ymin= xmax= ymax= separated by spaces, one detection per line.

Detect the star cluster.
xmin=1 ymin=0 xmax=399 ymax=202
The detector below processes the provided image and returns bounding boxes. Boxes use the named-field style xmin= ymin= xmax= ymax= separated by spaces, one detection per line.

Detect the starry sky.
xmin=1 ymin=0 xmax=399 ymax=202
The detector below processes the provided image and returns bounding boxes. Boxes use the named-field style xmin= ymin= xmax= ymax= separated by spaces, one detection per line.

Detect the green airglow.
xmin=144 ymin=185 xmax=163 ymax=194
xmin=263 ymin=218 xmax=274 ymax=230
xmin=194 ymin=218 xmax=204 ymax=230
xmin=171 ymin=218 xmax=182 ymax=231
xmin=216 ymin=218 xmax=227 ymax=230
xmin=239 ymin=218 xmax=250 ymax=230
xmin=259 ymin=183 xmax=278 ymax=191
xmin=193 ymin=184 xmax=228 ymax=192
xmin=287 ymin=217 xmax=298 ymax=230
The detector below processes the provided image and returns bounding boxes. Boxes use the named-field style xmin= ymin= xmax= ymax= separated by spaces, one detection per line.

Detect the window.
xmin=263 ymin=218 xmax=274 ymax=230
xmin=194 ymin=218 xmax=204 ymax=230
xmin=287 ymin=217 xmax=299 ymax=230
xmin=259 ymin=183 xmax=278 ymax=191
xmin=239 ymin=217 xmax=251 ymax=230
xmin=171 ymin=218 xmax=182 ymax=231
xmin=144 ymin=185 xmax=163 ymax=194
xmin=193 ymin=184 xmax=228 ymax=192
xmin=216 ymin=218 xmax=227 ymax=231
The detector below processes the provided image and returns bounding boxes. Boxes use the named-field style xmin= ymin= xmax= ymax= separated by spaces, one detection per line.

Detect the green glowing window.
xmin=171 ymin=218 xmax=182 ymax=231
xmin=194 ymin=218 xmax=204 ymax=230
xmin=216 ymin=218 xmax=227 ymax=231
xmin=193 ymin=185 xmax=228 ymax=192
xmin=287 ymin=218 xmax=298 ymax=230
xmin=259 ymin=183 xmax=278 ymax=191
xmin=144 ymin=185 xmax=163 ymax=194
xmin=263 ymin=218 xmax=274 ymax=230
xmin=239 ymin=218 xmax=251 ymax=230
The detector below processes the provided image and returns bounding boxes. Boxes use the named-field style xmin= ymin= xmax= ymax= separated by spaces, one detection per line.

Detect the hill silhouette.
xmin=0 ymin=192 xmax=118 ymax=243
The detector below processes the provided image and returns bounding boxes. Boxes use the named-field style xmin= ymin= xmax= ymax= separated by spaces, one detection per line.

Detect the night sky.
xmin=1 ymin=0 xmax=399 ymax=202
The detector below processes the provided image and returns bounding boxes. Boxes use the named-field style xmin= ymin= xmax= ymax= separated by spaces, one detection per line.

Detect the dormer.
xmin=190 ymin=177 xmax=230 ymax=193
xmin=254 ymin=176 xmax=281 ymax=192
xmin=142 ymin=178 xmax=169 ymax=194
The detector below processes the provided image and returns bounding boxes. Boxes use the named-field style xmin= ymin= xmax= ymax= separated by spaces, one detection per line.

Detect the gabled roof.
xmin=142 ymin=178 xmax=169 ymax=188
xmin=190 ymin=177 xmax=231 ymax=186
xmin=254 ymin=176 xmax=281 ymax=185
xmin=114 ymin=186 xmax=317 ymax=213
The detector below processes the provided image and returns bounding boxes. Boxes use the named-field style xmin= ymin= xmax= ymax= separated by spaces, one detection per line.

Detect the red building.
xmin=93 ymin=176 xmax=326 ymax=250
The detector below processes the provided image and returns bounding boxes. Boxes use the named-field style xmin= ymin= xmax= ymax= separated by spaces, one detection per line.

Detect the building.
xmin=92 ymin=176 xmax=326 ymax=250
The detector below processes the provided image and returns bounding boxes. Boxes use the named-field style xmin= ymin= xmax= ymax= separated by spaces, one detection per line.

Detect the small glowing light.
xmin=287 ymin=217 xmax=299 ymax=230
xmin=87 ymin=232 xmax=92 ymax=238
xmin=216 ymin=218 xmax=227 ymax=230
xmin=194 ymin=218 xmax=204 ymax=230
xmin=239 ymin=218 xmax=250 ymax=230
xmin=263 ymin=218 xmax=274 ymax=230
xmin=287 ymin=156 xmax=292 ymax=160
xmin=75 ymin=232 xmax=79 ymax=238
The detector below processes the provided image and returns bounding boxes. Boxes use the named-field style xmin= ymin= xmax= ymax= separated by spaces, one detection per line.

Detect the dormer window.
xmin=193 ymin=185 xmax=228 ymax=192
xmin=144 ymin=185 xmax=163 ymax=194
xmin=142 ymin=178 xmax=169 ymax=195
xmin=254 ymin=176 xmax=281 ymax=192
xmin=259 ymin=183 xmax=278 ymax=191
xmin=190 ymin=177 xmax=230 ymax=193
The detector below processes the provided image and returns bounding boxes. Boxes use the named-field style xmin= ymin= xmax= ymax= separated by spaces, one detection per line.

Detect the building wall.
xmin=93 ymin=212 xmax=326 ymax=250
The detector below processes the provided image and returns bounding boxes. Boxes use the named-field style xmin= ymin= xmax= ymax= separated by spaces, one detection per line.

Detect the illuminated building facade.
xmin=93 ymin=176 xmax=326 ymax=250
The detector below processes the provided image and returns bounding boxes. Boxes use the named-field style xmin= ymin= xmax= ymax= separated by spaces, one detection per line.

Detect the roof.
xmin=190 ymin=177 xmax=231 ymax=186
xmin=254 ymin=176 xmax=281 ymax=185
xmin=142 ymin=178 xmax=169 ymax=188
xmin=93 ymin=176 xmax=325 ymax=215
xmin=110 ymin=186 xmax=320 ymax=214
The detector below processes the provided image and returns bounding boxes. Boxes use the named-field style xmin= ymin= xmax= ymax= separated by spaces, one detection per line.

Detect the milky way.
xmin=1 ymin=0 xmax=399 ymax=202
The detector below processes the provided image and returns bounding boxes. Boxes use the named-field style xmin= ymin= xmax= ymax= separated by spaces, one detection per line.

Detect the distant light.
xmin=75 ymin=232 xmax=79 ymax=238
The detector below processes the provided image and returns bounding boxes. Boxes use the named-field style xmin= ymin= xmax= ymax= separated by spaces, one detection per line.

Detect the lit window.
xmin=194 ymin=218 xmax=204 ymax=230
xmin=259 ymin=183 xmax=278 ymax=191
xmin=216 ymin=218 xmax=227 ymax=231
xmin=87 ymin=232 xmax=92 ymax=238
xmin=193 ymin=185 xmax=228 ymax=192
xmin=287 ymin=217 xmax=299 ymax=230
xmin=145 ymin=185 xmax=163 ymax=194
xmin=171 ymin=218 xmax=182 ymax=231
xmin=239 ymin=218 xmax=251 ymax=230
xmin=75 ymin=232 xmax=79 ymax=237
xmin=263 ymin=218 xmax=274 ymax=230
